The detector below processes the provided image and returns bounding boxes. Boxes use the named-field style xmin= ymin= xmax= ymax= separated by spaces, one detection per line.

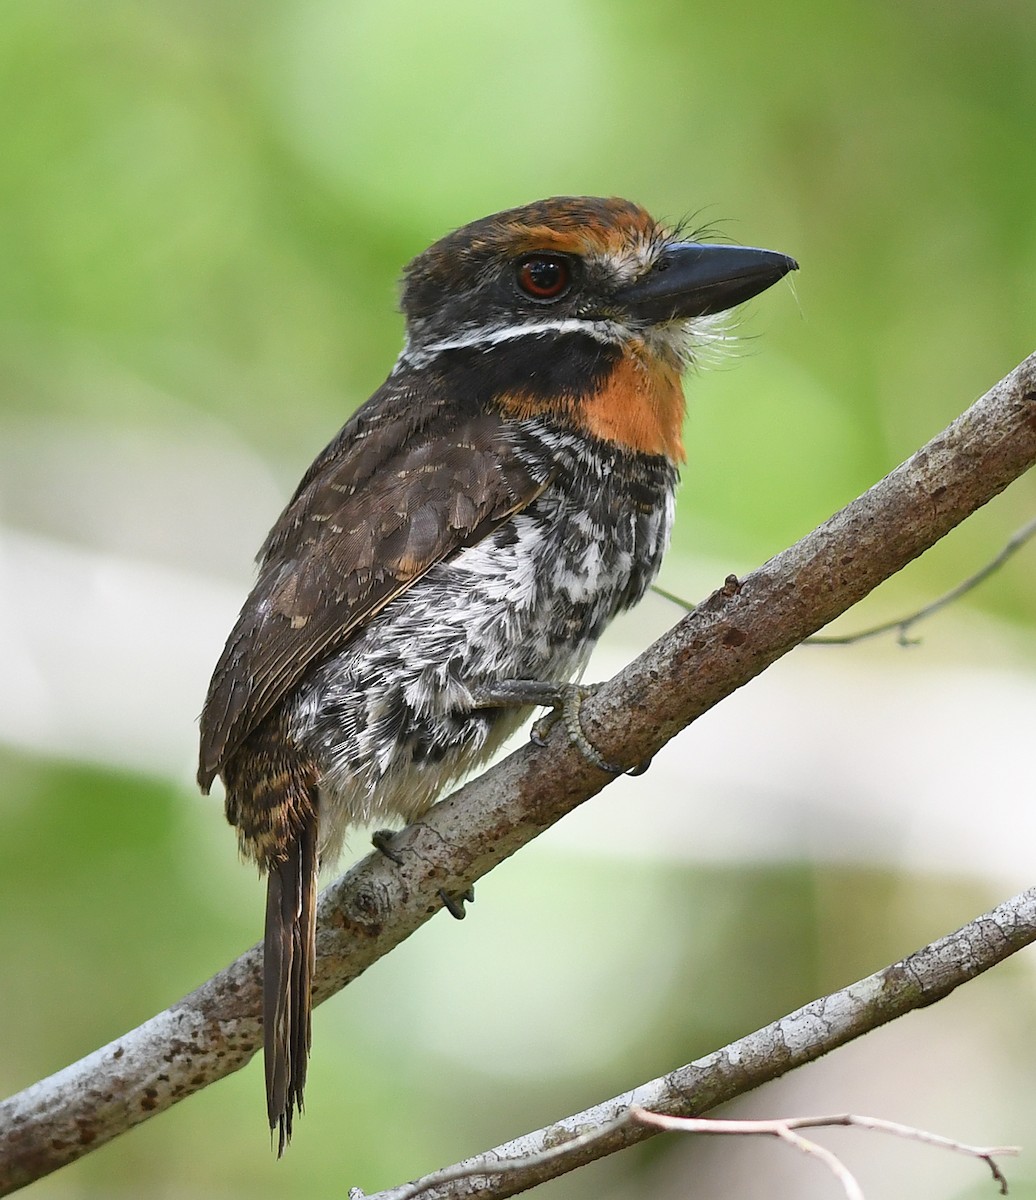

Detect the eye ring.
xmin=515 ymin=254 xmax=572 ymax=302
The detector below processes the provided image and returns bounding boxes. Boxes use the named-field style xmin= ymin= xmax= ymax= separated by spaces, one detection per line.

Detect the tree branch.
xmin=807 ymin=511 xmax=1036 ymax=645
xmin=2 ymin=351 xmax=1034 ymax=1194
xmin=653 ymin=509 xmax=1036 ymax=645
xmin=355 ymin=890 xmax=1035 ymax=1199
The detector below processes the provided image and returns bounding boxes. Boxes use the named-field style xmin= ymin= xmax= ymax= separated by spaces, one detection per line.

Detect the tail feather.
xmin=264 ymin=810 xmax=319 ymax=1155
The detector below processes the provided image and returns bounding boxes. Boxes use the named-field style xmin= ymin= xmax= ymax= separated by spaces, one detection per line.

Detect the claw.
xmin=624 ymin=754 xmax=653 ymax=777
xmin=529 ymin=709 xmax=556 ymax=748
xmin=371 ymin=828 xmax=405 ymax=866
xmin=439 ymin=886 xmax=475 ymax=919
xmin=473 ymin=677 xmax=651 ymax=776
xmin=532 ymin=684 xmax=627 ymax=775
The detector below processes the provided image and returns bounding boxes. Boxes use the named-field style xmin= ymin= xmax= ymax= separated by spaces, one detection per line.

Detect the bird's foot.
xmin=470 ymin=680 xmax=651 ymax=776
xmin=374 ymin=829 xmax=474 ymax=919
xmin=530 ymin=683 xmax=640 ymax=774
xmin=438 ymin=886 xmax=475 ymax=920
xmin=371 ymin=827 xmax=405 ymax=866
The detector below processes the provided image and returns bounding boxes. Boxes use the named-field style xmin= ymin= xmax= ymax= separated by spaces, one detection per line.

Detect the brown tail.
xmin=264 ymin=808 xmax=319 ymax=1155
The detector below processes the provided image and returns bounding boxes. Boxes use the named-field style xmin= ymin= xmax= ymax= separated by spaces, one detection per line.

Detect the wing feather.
xmin=198 ymin=386 xmax=549 ymax=789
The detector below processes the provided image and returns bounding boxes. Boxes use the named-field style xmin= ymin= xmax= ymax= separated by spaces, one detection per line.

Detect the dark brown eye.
xmin=516 ymin=254 xmax=572 ymax=301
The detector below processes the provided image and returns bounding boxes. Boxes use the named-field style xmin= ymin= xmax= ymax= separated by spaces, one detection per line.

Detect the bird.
xmin=197 ymin=196 xmax=796 ymax=1151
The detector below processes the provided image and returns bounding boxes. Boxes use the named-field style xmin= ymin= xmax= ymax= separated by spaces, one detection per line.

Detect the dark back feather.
xmin=198 ymin=378 xmax=551 ymax=790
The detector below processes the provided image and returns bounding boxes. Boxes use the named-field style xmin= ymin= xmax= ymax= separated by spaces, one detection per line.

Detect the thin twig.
xmin=776 ymin=1128 xmax=865 ymax=1200
xmin=810 ymin=513 xmax=1036 ymax=645
xmin=655 ymin=513 xmax=1036 ymax=647
xmin=357 ymin=889 xmax=1036 ymax=1200
xmin=631 ymin=1110 xmax=1019 ymax=1199
xmin=359 ymin=1105 xmax=1021 ymax=1200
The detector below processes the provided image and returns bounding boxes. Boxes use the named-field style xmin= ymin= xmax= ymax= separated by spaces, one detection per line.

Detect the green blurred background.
xmin=2 ymin=2 xmax=1035 ymax=1197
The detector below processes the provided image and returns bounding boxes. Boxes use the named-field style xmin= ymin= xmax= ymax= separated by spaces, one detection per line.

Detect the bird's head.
xmin=399 ymin=196 xmax=796 ymax=368
xmin=397 ymin=197 xmax=796 ymax=463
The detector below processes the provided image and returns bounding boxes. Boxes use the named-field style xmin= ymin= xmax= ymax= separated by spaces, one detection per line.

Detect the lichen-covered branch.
xmin=1 ymin=352 xmax=1034 ymax=1195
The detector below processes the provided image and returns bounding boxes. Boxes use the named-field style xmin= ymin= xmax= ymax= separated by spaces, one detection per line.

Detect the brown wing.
xmin=197 ymin=382 xmax=550 ymax=790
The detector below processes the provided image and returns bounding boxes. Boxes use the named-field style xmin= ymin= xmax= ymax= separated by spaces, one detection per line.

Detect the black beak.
xmin=617 ymin=242 xmax=798 ymax=322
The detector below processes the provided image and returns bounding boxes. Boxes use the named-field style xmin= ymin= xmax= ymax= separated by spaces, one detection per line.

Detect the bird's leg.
xmin=374 ymin=677 xmax=650 ymax=921
xmin=470 ymin=680 xmax=651 ymax=776
xmin=371 ymin=827 xmax=475 ymax=919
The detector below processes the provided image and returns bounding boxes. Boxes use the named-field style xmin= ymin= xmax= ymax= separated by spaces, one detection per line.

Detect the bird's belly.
xmin=289 ymin=478 xmax=675 ymax=861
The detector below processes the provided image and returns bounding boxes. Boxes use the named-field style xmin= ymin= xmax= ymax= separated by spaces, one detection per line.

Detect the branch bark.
xmin=2 ymin=352 xmax=1034 ymax=1195
xmin=358 ymin=896 xmax=1034 ymax=1199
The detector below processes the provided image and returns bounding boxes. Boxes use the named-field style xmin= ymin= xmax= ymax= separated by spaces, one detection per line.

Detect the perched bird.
xmin=197 ymin=196 xmax=796 ymax=1150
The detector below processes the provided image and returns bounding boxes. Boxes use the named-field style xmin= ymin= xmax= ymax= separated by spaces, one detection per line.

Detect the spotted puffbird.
xmin=197 ymin=196 xmax=796 ymax=1150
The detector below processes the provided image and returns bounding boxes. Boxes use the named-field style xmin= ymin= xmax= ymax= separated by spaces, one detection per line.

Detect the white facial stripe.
xmin=397 ymin=311 xmax=731 ymax=375
xmin=400 ymin=318 xmax=630 ymax=368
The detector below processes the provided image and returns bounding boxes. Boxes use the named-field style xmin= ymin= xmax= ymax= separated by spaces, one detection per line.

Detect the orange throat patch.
xmin=495 ymin=341 xmax=687 ymax=463
xmin=579 ymin=349 xmax=686 ymax=463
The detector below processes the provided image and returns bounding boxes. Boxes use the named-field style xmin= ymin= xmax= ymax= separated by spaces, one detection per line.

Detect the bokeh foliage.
xmin=1 ymin=2 xmax=1035 ymax=1197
